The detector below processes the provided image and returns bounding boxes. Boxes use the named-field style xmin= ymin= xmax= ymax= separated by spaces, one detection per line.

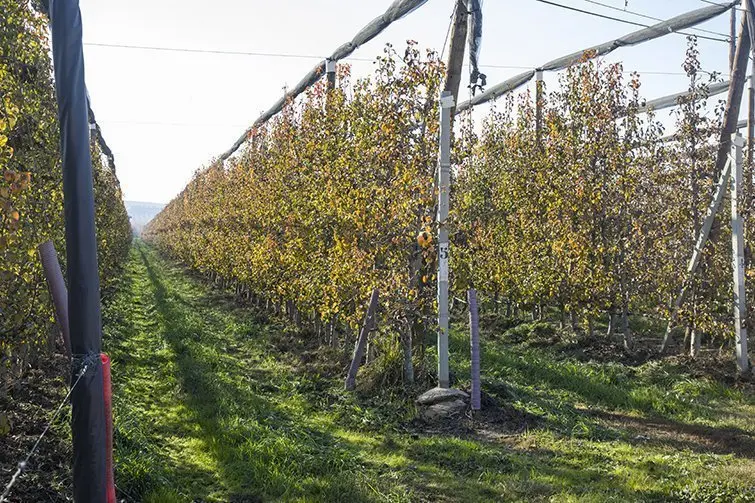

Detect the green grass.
xmin=102 ymin=242 xmax=755 ymax=502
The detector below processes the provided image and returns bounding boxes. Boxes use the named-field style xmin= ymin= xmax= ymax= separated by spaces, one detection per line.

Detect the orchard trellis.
xmin=6 ymin=1 xmax=755 ymax=501
xmin=145 ymin=0 xmax=755 ymax=410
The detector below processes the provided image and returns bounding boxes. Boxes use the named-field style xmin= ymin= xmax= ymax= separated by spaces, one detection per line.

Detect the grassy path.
xmin=105 ymin=242 xmax=399 ymax=502
xmin=102 ymin=242 xmax=755 ymax=502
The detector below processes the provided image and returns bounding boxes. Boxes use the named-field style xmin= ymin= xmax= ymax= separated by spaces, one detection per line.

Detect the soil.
xmin=0 ymin=351 xmax=71 ymax=503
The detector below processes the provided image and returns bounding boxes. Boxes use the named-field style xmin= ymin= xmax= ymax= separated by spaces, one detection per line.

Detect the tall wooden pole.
xmin=444 ymin=0 xmax=469 ymax=117
xmin=731 ymin=7 xmax=738 ymax=74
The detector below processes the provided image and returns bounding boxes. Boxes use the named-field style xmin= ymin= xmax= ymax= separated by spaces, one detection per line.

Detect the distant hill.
xmin=125 ymin=201 xmax=166 ymax=236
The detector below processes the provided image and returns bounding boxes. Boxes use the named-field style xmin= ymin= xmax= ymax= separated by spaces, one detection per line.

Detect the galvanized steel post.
xmin=437 ymin=91 xmax=454 ymax=388
xmin=731 ymin=134 xmax=750 ymax=375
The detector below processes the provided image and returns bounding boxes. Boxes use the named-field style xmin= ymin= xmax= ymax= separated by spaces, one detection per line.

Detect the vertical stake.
xmin=345 ymin=289 xmax=379 ymax=391
xmin=468 ymin=289 xmax=481 ymax=410
xmin=437 ymin=91 xmax=454 ymax=388
xmin=731 ymin=134 xmax=750 ymax=375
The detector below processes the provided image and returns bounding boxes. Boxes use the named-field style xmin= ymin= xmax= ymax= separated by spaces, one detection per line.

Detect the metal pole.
xmin=325 ymin=58 xmax=336 ymax=92
xmin=49 ymin=0 xmax=107 ymax=500
xmin=468 ymin=289 xmax=481 ymax=410
xmin=731 ymin=134 xmax=750 ymax=375
xmin=437 ymin=91 xmax=454 ymax=388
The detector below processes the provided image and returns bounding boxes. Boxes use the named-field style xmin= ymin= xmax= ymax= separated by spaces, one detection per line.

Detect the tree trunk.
xmin=683 ymin=324 xmax=692 ymax=353
xmin=570 ymin=311 xmax=579 ymax=332
xmin=606 ymin=311 xmax=615 ymax=338
xmin=622 ymin=302 xmax=633 ymax=351
xmin=690 ymin=328 xmax=701 ymax=358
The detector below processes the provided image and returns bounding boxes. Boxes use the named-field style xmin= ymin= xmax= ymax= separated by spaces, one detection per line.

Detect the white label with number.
xmin=438 ymin=244 xmax=449 ymax=281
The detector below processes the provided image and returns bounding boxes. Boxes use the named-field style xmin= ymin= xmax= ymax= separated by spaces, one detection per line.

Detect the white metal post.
xmin=731 ymin=133 xmax=750 ymax=375
xmin=437 ymin=91 xmax=454 ymax=388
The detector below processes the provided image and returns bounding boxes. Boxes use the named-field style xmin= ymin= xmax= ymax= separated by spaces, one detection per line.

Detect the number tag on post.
xmin=439 ymin=243 xmax=449 ymax=281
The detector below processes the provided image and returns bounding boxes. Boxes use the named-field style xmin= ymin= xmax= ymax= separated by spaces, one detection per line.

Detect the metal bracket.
xmin=732 ymin=133 xmax=746 ymax=147
xmin=440 ymin=93 xmax=456 ymax=109
xmin=325 ymin=59 xmax=337 ymax=73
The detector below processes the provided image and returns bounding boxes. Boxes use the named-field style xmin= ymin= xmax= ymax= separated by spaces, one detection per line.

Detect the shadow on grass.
xmin=136 ymin=244 xmax=377 ymax=502
xmin=398 ymin=434 xmax=674 ymax=502
xmin=475 ymin=340 xmax=755 ymax=443
xmin=588 ymin=409 xmax=755 ymax=459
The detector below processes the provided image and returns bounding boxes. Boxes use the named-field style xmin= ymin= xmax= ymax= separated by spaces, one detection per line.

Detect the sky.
xmin=78 ymin=0 xmax=739 ymax=204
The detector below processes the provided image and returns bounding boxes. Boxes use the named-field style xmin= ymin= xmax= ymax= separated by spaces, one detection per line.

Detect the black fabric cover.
xmin=468 ymin=0 xmax=486 ymax=95
xmin=49 ymin=0 xmax=107 ymax=501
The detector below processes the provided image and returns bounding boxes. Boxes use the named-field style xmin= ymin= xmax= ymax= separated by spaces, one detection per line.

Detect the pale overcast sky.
xmin=78 ymin=0 xmax=736 ymax=204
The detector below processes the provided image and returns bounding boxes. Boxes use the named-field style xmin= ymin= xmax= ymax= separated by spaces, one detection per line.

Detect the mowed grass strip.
xmin=103 ymin=242 xmax=755 ymax=502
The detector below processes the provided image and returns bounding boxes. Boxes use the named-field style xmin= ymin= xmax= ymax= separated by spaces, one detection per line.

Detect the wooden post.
xmin=437 ymin=92 xmax=454 ymax=388
xmin=443 ymin=0 xmax=469 ymax=117
xmin=38 ymin=241 xmax=71 ymax=358
xmin=731 ymin=134 xmax=750 ymax=375
xmin=468 ymin=289 xmax=481 ymax=410
xmin=731 ymin=7 xmax=738 ymax=74
xmin=345 ymin=289 xmax=379 ymax=391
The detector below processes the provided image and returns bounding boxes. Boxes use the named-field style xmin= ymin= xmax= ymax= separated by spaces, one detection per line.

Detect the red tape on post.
xmin=101 ymin=353 xmax=116 ymax=503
